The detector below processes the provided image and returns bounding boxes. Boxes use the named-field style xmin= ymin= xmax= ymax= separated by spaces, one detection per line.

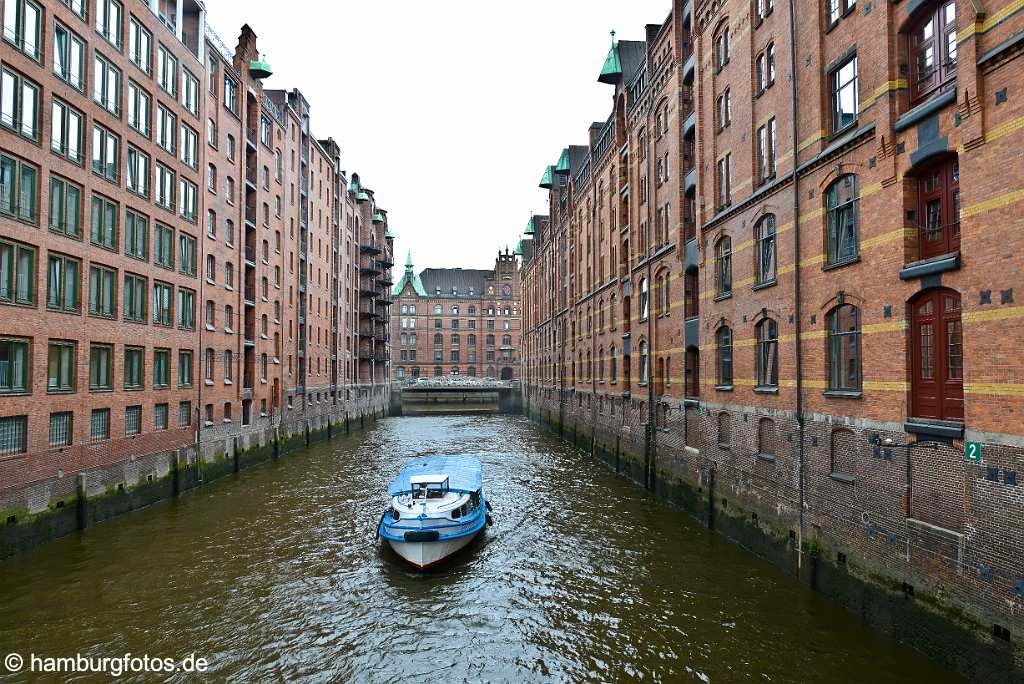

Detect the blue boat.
xmin=377 ymin=456 xmax=490 ymax=569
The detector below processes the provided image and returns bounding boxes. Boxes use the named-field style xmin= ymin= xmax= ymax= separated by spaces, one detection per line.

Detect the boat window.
xmin=451 ymin=505 xmax=462 ymax=520
xmin=391 ymin=509 xmax=400 ymax=521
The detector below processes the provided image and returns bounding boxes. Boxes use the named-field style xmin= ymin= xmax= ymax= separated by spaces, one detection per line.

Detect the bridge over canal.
xmin=390 ymin=380 xmax=523 ymax=416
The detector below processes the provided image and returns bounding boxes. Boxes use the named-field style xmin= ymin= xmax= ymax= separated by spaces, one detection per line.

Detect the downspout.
xmin=786 ymin=0 xmax=806 ymax=577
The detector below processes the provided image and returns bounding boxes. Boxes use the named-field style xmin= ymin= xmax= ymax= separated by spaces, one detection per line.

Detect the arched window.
xmin=587 ymin=351 xmax=592 ymax=381
xmin=759 ymin=418 xmax=776 ymax=458
xmin=715 ymin=236 xmax=732 ymax=295
xmin=434 ymin=366 xmax=443 ymax=376
xmin=917 ymin=156 xmax=960 ymax=260
xmin=206 ymin=254 xmax=216 ymax=282
xmin=433 ymin=333 xmax=442 ymax=345
xmin=716 ymin=326 xmax=733 ymax=386
xmin=451 ymin=334 xmax=459 ymax=345
xmin=755 ymin=215 xmax=776 ymax=284
xmin=639 ymin=341 xmax=650 ymax=384
xmin=756 ymin=318 xmax=778 ymax=388
xmin=827 ymin=303 xmax=861 ymax=391
xmin=717 ymin=412 xmax=731 ymax=447
xmin=908 ymin=0 xmax=957 ymax=104
xmin=714 ymin=23 xmax=730 ymax=71
xmin=599 ymin=348 xmax=605 ymax=381
xmin=610 ymin=293 xmax=618 ymax=329
xmin=639 ymin=278 xmax=650 ymax=320
xmin=452 ymin=305 xmax=459 ymax=315
xmin=434 ymin=304 xmax=442 ymax=315
xmin=825 ymin=175 xmax=859 ymax=265
xmin=610 ymin=346 xmax=618 ymax=383
xmin=598 ymin=299 xmax=605 ymax=331
xmin=685 ymin=347 xmax=699 ymax=397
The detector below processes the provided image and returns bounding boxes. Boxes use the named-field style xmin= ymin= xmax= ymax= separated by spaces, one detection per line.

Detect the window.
xmin=156 ymin=44 xmax=177 ymax=97
xmin=717 ymin=154 xmax=731 ymax=209
xmin=755 ymin=215 xmax=777 ymax=285
xmin=830 ymin=55 xmax=858 ymax=132
xmin=715 ymin=236 xmax=732 ymax=296
xmin=47 ymin=253 xmax=80 ymax=312
xmin=179 ymin=178 xmax=197 ymax=221
xmin=154 ymin=223 xmax=174 ymax=268
xmin=179 ymin=401 xmax=191 ymax=427
xmin=205 ymin=255 xmax=216 ymax=283
xmin=827 ymin=303 xmax=861 ymax=392
xmin=0 ymin=414 xmax=27 ymax=454
xmin=825 ymin=175 xmax=859 ymax=265
xmin=49 ymin=411 xmax=72 ymax=446
xmin=757 ymin=118 xmax=776 ymax=183
xmin=718 ymin=412 xmax=731 ymax=447
xmin=90 ymin=194 xmax=118 ymax=249
xmin=126 ymin=146 xmax=150 ymax=196
xmin=227 ymin=135 xmax=235 ymax=161
xmin=223 ymin=75 xmax=238 ymax=115
xmin=225 ymin=219 xmax=234 ymax=245
xmin=756 ymin=0 xmax=774 ymax=21
xmin=639 ymin=341 xmax=650 ymax=384
xmin=92 ymin=54 xmax=120 ymax=116
xmin=178 ymin=349 xmax=193 ymax=387
xmin=47 ymin=340 xmax=75 ymax=392
xmin=50 ymin=100 xmax=84 ymax=169
xmin=917 ymin=156 xmax=960 ymax=260
xmin=183 ymin=70 xmax=199 ymax=116
xmin=767 ymin=43 xmax=776 ymax=86
xmin=154 ymin=403 xmax=168 ymax=430
xmin=128 ymin=16 xmax=151 ymax=73
xmin=639 ymin=278 xmax=649 ymax=320
xmin=207 ymin=164 xmax=217 ymax=192
xmin=53 ymin=23 xmax=85 ymax=90
xmin=716 ymin=88 xmax=732 ymax=130
xmin=152 ymin=281 xmax=171 ymax=325
xmin=225 ymin=262 xmax=234 ymax=288
xmin=0 ymin=67 xmax=38 ymax=141
xmin=0 ymin=239 xmax=34 ymax=304
xmin=3 ymin=0 xmax=40 ymax=59
xmin=95 ymin=0 xmax=121 ymax=47
xmin=49 ymin=176 xmax=82 ymax=237
xmin=756 ymin=53 xmax=766 ymax=94
xmin=910 ymin=288 xmax=963 ymax=421
xmin=155 ymin=164 xmax=174 ymax=210
xmin=260 ymin=115 xmax=272 ymax=146
xmin=716 ymin=326 xmax=733 ymax=386
xmin=124 ymin=346 xmax=143 ymax=389
xmin=88 ymin=408 xmax=109 ymax=440
xmin=206 ymin=117 xmax=216 ymax=146
xmin=156 ymin=105 xmax=175 ymax=153
xmin=91 ymin=125 xmax=120 ymax=182
xmin=756 ymin=318 xmax=779 ymax=388
xmin=0 ymin=338 xmax=29 ymax=393
xmin=125 ymin=405 xmax=141 ymax=435
xmin=759 ymin=419 xmax=776 ymax=458
xmin=125 ymin=210 xmax=147 ymax=259
xmin=88 ymin=264 xmax=116 ymax=317
xmin=909 ymin=0 xmax=956 ymax=103
xmin=123 ymin=272 xmax=146 ymax=322
xmin=180 ymin=124 xmax=198 ymax=168
xmin=146 ymin=348 xmax=168 ymax=389
xmin=177 ymin=288 xmax=195 ymax=329
xmin=126 ymin=81 xmax=150 ymax=136
xmin=715 ymin=25 xmax=730 ymax=70
xmin=89 ymin=343 xmax=112 ymax=390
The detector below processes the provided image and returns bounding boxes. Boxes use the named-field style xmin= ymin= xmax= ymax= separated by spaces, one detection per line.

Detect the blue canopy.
xmin=387 ymin=456 xmax=483 ymax=495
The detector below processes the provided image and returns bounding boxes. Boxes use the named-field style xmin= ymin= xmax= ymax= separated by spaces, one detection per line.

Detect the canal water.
xmin=0 ymin=416 xmax=962 ymax=683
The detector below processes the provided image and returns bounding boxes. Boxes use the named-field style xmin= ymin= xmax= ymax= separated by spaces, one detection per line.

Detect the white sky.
xmin=206 ymin=0 xmax=671 ymax=270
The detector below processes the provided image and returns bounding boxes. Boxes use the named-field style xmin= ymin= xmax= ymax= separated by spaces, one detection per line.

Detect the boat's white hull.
xmin=387 ymin=531 xmax=480 ymax=570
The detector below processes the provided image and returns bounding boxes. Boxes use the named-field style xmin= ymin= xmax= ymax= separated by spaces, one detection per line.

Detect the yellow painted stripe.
xmin=958 ymin=0 xmax=1024 ymax=42
xmin=860 ymin=80 xmax=907 ymax=111
xmin=965 ymin=382 xmax=1024 ymax=397
xmin=960 ymin=188 xmax=1024 ymax=219
xmin=962 ymin=305 xmax=1024 ymax=325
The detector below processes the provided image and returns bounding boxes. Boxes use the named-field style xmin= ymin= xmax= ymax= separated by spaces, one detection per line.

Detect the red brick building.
xmin=391 ymin=249 xmax=521 ymax=381
xmin=521 ymin=0 xmax=1024 ymax=675
xmin=0 ymin=1 xmax=392 ymax=544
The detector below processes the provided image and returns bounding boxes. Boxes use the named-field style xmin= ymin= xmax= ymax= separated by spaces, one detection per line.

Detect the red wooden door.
xmin=911 ymin=289 xmax=964 ymax=421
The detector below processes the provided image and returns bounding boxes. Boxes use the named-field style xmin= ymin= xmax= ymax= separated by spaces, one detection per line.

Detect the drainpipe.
xmin=787 ymin=0 xmax=806 ymax=576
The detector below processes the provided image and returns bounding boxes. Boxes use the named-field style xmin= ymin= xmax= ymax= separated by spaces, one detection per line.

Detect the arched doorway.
xmin=500 ymin=366 xmax=513 ymax=381
xmin=910 ymin=288 xmax=963 ymax=421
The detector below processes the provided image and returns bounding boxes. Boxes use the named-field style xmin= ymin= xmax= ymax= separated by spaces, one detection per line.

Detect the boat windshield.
xmin=409 ymin=474 xmax=450 ymax=500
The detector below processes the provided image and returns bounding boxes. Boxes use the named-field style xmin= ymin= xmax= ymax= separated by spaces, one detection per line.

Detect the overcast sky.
xmin=206 ymin=1 xmax=671 ymax=270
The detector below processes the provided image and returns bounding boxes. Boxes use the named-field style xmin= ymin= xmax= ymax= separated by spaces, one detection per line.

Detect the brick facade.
xmin=520 ymin=0 xmax=1024 ymax=677
xmin=0 ymin=1 xmax=392 ymax=543
xmin=391 ymin=250 xmax=521 ymax=381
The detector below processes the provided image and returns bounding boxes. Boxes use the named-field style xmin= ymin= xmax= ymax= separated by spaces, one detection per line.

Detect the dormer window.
xmin=908 ymin=0 xmax=957 ymax=104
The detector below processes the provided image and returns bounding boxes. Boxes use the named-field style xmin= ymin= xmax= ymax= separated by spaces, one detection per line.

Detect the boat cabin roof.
xmin=388 ymin=455 xmax=482 ymax=496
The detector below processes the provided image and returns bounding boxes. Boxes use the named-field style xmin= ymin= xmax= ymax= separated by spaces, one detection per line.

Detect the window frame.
xmin=824 ymin=174 xmax=860 ymax=266
xmin=826 ymin=303 xmax=862 ymax=393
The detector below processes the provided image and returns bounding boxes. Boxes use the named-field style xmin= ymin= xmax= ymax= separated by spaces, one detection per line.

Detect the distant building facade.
xmin=392 ymin=250 xmax=520 ymax=381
